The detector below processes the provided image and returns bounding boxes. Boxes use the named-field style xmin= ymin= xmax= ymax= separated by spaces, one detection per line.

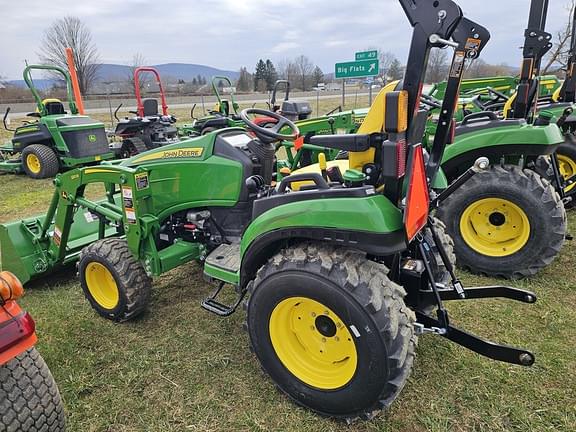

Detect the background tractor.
xmin=110 ymin=67 xmax=179 ymax=158
xmin=423 ymin=0 xmax=568 ymax=279
xmin=0 ymin=0 xmax=542 ymax=422
xmin=0 ymin=65 xmax=114 ymax=179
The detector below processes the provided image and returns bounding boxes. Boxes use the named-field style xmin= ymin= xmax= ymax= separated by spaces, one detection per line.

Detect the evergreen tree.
xmin=236 ymin=67 xmax=253 ymax=92
xmin=312 ymin=66 xmax=324 ymax=86
xmin=192 ymin=77 xmax=198 ymax=86
xmin=264 ymin=59 xmax=278 ymax=91
xmin=254 ymin=59 xmax=267 ymax=91
xmin=388 ymin=59 xmax=404 ymax=80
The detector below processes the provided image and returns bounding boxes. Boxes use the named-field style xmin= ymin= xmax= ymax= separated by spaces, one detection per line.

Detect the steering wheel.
xmin=240 ymin=108 xmax=299 ymax=143
xmin=487 ymin=87 xmax=509 ymax=103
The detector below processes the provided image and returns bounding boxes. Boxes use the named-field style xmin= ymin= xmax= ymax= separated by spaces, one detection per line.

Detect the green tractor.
xmin=0 ymin=0 xmax=541 ymax=421
xmin=420 ymin=0 xmax=568 ymax=279
xmin=291 ymin=0 xmax=568 ymax=279
xmin=0 ymin=65 xmax=115 ymax=179
xmin=178 ymin=76 xmax=241 ymax=136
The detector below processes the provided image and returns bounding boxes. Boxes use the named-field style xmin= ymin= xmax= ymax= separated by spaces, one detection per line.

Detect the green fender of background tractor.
xmin=439 ymin=122 xmax=564 ymax=179
xmin=428 ymin=74 xmax=562 ymax=100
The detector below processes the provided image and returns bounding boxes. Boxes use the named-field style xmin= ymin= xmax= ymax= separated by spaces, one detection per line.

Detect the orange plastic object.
xmin=66 ymin=47 xmax=85 ymax=115
xmin=0 ymin=271 xmax=24 ymax=302
xmin=0 ymin=301 xmax=37 ymax=365
xmin=294 ymin=136 xmax=304 ymax=151
xmin=404 ymin=145 xmax=430 ymax=242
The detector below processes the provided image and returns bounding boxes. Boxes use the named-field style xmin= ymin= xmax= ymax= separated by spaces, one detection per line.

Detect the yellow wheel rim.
xmin=460 ymin=198 xmax=530 ymax=257
xmin=269 ymin=297 xmax=357 ymax=390
xmin=85 ymin=262 xmax=120 ymax=310
xmin=558 ymin=154 xmax=576 ymax=193
xmin=26 ymin=154 xmax=41 ymax=174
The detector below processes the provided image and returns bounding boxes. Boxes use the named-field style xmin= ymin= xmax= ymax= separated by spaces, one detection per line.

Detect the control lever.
xmin=318 ymin=153 xmax=328 ymax=181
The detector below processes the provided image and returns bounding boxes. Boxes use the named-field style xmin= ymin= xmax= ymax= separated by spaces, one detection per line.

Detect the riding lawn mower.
xmin=0 ymin=65 xmax=114 ymax=179
xmin=110 ymin=67 xmax=179 ymax=158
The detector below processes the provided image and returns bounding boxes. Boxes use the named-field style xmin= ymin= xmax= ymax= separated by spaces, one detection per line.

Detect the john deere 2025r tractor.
xmin=0 ymin=65 xmax=115 ymax=179
xmin=0 ymin=0 xmax=541 ymax=421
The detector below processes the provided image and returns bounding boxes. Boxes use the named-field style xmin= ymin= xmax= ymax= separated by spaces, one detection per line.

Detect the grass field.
xmin=1 ymin=100 xmax=576 ymax=431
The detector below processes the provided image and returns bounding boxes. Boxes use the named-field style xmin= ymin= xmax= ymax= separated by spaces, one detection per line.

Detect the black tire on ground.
xmin=436 ymin=164 xmax=566 ymax=279
xmin=78 ymin=238 xmax=152 ymax=322
xmin=21 ymin=144 xmax=59 ymax=179
xmin=246 ymin=242 xmax=417 ymax=421
xmin=0 ymin=347 xmax=66 ymax=431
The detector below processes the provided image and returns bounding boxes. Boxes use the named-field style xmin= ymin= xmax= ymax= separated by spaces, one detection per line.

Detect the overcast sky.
xmin=0 ymin=0 xmax=571 ymax=79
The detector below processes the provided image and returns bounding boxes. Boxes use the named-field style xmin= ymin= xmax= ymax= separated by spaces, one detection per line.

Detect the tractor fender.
xmin=10 ymin=123 xmax=53 ymax=152
xmin=239 ymin=193 xmax=406 ymax=287
xmin=441 ymin=123 xmax=564 ymax=181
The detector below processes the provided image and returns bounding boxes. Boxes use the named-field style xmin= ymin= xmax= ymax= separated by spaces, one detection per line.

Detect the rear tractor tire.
xmin=78 ymin=238 xmax=152 ymax=322
xmin=0 ymin=348 xmax=66 ymax=431
xmin=21 ymin=144 xmax=59 ymax=179
xmin=246 ymin=242 xmax=417 ymax=421
xmin=436 ymin=164 xmax=566 ymax=279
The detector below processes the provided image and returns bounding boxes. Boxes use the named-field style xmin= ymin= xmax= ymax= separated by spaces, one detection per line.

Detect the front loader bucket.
xmin=0 ymin=201 xmax=120 ymax=284
xmin=0 ymin=217 xmax=49 ymax=284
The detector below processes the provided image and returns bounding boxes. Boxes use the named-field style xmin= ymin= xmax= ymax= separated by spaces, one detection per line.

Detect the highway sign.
xmin=355 ymin=50 xmax=378 ymax=61
xmin=335 ymin=59 xmax=379 ymax=79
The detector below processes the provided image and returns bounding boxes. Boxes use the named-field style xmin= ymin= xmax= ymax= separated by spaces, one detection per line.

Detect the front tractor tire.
xmin=246 ymin=243 xmax=417 ymax=421
xmin=437 ymin=164 xmax=566 ymax=279
xmin=78 ymin=238 xmax=152 ymax=322
xmin=21 ymin=144 xmax=59 ymax=179
xmin=0 ymin=348 xmax=66 ymax=431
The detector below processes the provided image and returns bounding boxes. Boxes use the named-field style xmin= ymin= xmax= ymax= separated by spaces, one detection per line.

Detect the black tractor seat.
xmin=456 ymin=112 xmax=526 ymax=137
xmin=142 ymin=98 xmax=159 ymax=117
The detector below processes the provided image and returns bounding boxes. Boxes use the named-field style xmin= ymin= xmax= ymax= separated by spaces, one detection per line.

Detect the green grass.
xmin=1 ymin=103 xmax=575 ymax=431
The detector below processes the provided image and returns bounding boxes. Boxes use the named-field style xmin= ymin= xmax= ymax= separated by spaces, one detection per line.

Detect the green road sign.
xmin=335 ymin=60 xmax=379 ymax=79
xmin=355 ymin=50 xmax=378 ymax=61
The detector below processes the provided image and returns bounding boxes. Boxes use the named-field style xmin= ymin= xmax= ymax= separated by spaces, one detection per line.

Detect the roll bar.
xmin=23 ymin=65 xmax=78 ymax=116
xmin=270 ymin=80 xmax=290 ymax=110
xmin=211 ymin=76 xmax=238 ymax=115
xmin=134 ymin=67 xmax=169 ymax=117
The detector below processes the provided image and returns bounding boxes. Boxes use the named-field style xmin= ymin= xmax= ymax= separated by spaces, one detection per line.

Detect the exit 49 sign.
xmin=335 ymin=59 xmax=379 ymax=79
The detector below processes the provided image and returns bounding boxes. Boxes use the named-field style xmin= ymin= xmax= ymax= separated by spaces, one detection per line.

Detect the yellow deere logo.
xmin=88 ymin=134 xmax=97 ymax=143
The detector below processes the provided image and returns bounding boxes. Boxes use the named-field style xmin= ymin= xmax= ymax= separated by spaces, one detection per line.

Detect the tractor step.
xmin=201 ymin=281 xmax=246 ymax=317
xmin=205 ymin=243 xmax=241 ymax=272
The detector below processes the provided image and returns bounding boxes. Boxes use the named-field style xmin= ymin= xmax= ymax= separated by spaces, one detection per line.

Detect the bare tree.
xmin=38 ymin=16 xmax=101 ymax=94
xmin=127 ymin=53 xmax=150 ymax=95
xmin=294 ymin=55 xmax=314 ymax=91
xmin=277 ymin=58 xmax=299 ymax=84
xmin=425 ymin=48 xmax=449 ymax=83
xmin=542 ymin=0 xmax=575 ymax=74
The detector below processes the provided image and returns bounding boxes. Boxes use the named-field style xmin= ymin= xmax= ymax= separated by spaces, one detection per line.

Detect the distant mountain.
xmin=6 ymin=79 xmax=55 ymax=90
xmin=7 ymin=63 xmax=239 ymax=89
xmin=97 ymin=63 xmax=239 ymax=82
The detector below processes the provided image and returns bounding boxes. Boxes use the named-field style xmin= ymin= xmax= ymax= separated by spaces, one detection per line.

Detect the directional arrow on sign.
xmin=368 ymin=63 xmax=376 ymax=73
